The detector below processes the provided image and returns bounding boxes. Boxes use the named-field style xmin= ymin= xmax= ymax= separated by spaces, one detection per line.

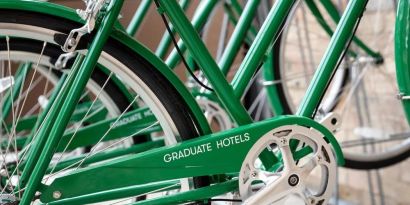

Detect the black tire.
xmin=344 ymin=149 xmax=410 ymax=170
xmin=0 ymin=9 xmax=209 ymax=202
xmin=0 ymin=38 xmax=130 ymax=112
xmin=0 ymin=38 xmax=151 ymax=148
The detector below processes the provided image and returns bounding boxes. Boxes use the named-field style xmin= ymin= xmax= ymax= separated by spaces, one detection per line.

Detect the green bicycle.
xmin=128 ymin=0 xmax=408 ymax=170
xmin=0 ymin=0 xmax=409 ymax=204
xmin=3 ymin=0 xmax=401 ymax=173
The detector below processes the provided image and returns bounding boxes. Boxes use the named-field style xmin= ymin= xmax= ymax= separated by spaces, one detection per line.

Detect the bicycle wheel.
xmin=266 ymin=0 xmax=409 ymax=169
xmin=0 ymin=37 xmax=152 ymax=146
xmin=0 ymin=9 xmax=209 ymax=204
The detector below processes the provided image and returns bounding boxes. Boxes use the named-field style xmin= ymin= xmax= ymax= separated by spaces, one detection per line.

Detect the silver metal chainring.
xmin=239 ymin=125 xmax=337 ymax=205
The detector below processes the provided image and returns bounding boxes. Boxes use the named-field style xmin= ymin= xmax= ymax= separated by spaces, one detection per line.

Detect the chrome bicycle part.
xmin=54 ymin=52 xmax=76 ymax=69
xmin=239 ymin=125 xmax=336 ymax=204
xmin=318 ymin=112 xmax=342 ymax=133
xmin=62 ymin=0 xmax=108 ymax=52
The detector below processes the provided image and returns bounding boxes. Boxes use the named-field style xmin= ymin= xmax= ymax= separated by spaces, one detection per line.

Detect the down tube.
xmin=296 ymin=0 xmax=369 ymax=118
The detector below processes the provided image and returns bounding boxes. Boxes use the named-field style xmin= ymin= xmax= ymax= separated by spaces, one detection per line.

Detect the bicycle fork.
xmin=18 ymin=0 xmax=125 ymax=204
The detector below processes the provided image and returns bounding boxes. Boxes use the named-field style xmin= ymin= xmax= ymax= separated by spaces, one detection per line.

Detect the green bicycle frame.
xmin=121 ymin=0 xmax=382 ymax=121
xmin=18 ymin=1 xmax=126 ymax=204
xmin=395 ymin=0 xmax=410 ymax=122
xmin=30 ymin=0 xmax=373 ymax=203
xmin=1 ymin=0 xmax=392 ymax=204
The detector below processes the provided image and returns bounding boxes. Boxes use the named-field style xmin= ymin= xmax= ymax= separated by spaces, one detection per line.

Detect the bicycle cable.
xmin=153 ymin=0 xmax=214 ymax=92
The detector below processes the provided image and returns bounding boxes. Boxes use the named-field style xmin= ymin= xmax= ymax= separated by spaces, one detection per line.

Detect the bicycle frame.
xmin=123 ymin=0 xmax=382 ymax=119
xmin=5 ymin=0 xmax=405 ymax=204
xmin=134 ymin=0 xmax=381 ymax=71
xmin=159 ymin=0 xmax=369 ymax=121
xmin=2 ymin=0 xmax=382 ymax=150
xmin=18 ymin=0 xmax=367 ymax=203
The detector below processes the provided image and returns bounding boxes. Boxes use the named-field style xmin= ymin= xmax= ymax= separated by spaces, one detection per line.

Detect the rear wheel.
xmin=0 ymin=9 xmax=209 ymax=204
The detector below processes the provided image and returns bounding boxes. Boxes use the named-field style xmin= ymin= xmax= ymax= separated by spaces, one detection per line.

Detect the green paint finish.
xmin=395 ymin=0 xmax=410 ymax=123
xmin=0 ymin=0 xmax=83 ymax=23
xmin=109 ymin=29 xmax=212 ymax=135
xmin=48 ymin=140 xmax=164 ymax=174
xmin=319 ymin=0 xmax=381 ymax=59
xmin=20 ymin=74 xmax=68 ymax=155
xmin=126 ymin=0 xmax=151 ymax=36
xmin=41 ymin=116 xmax=343 ymax=202
xmin=1 ymin=63 xmax=30 ymax=120
xmin=20 ymin=1 xmax=126 ymax=203
xmin=6 ymin=113 xmax=37 ymax=133
xmin=47 ymin=180 xmax=179 ymax=205
xmin=304 ymin=0 xmax=358 ymax=58
xmin=0 ymin=0 xmax=212 ymax=135
xmin=159 ymin=0 xmax=253 ymax=125
xmin=164 ymin=0 xmax=218 ymax=69
xmin=219 ymin=0 xmax=260 ymax=76
xmin=19 ymin=55 xmax=86 ymax=205
xmin=66 ymin=101 xmax=106 ymax=122
xmin=55 ymin=107 xmax=158 ymax=151
xmin=5 ymin=102 xmax=106 ymax=150
xmin=262 ymin=52 xmax=286 ymax=115
xmin=155 ymin=0 xmax=190 ymax=59
xmin=131 ymin=180 xmax=238 ymax=205
xmin=231 ymin=0 xmax=297 ymax=98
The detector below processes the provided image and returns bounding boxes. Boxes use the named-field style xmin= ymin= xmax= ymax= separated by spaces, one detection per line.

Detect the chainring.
xmin=239 ymin=124 xmax=337 ymax=205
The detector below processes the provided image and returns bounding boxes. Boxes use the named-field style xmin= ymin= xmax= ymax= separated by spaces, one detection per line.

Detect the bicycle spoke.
xmin=45 ymin=72 xmax=115 ymax=179
xmin=0 ymin=38 xmax=49 ymax=198
xmin=44 ymin=120 xmax=160 ymax=182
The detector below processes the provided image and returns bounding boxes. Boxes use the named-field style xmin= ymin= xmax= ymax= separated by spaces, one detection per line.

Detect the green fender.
xmin=0 ymin=0 xmax=212 ymax=135
xmin=396 ymin=0 xmax=410 ymax=124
